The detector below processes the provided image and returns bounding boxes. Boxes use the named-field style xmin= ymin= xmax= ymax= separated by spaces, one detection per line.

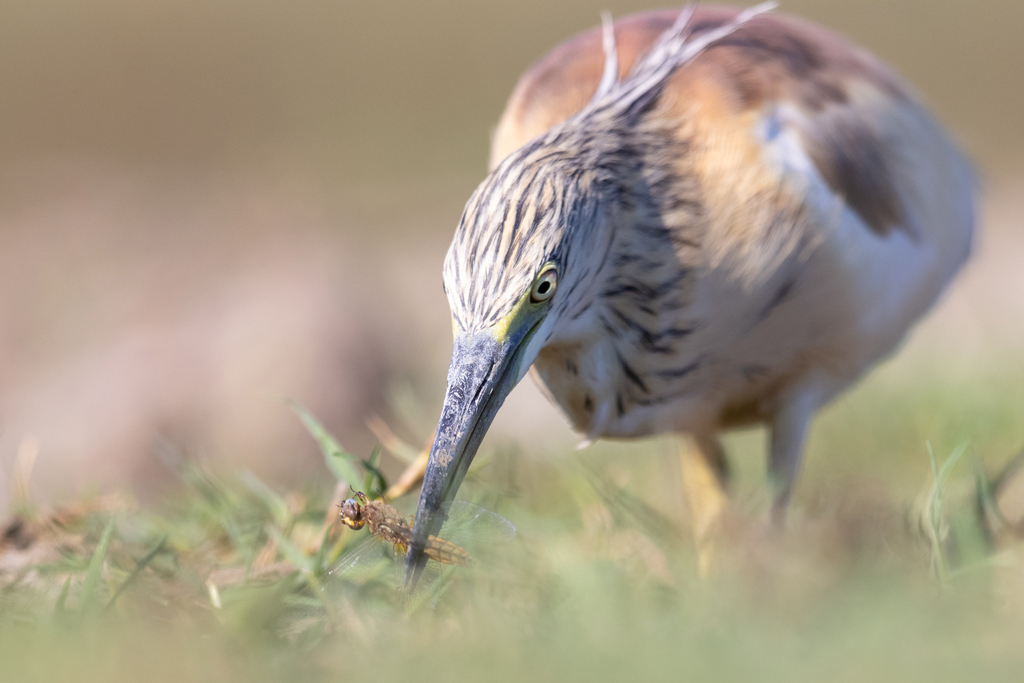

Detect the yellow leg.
xmin=679 ymin=434 xmax=729 ymax=576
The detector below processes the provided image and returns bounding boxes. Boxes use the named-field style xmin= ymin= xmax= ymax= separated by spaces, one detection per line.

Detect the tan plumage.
xmin=406 ymin=5 xmax=975 ymax=581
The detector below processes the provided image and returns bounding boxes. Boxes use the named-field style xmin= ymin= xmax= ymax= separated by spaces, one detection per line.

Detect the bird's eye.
xmin=530 ymin=268 xmax=557 ymax=303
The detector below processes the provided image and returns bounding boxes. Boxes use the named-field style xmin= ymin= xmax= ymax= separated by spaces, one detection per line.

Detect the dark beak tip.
xmin=406 ymin=328 xmax=524 ymax=590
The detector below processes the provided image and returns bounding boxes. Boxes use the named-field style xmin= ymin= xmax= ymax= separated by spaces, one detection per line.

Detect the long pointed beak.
xmin=405 ymin=322 xmax=539 ymax=589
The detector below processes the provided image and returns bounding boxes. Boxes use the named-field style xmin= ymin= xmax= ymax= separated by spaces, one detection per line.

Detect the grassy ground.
xmin=1 ymin=1 xmax=1020 ymax=679
xmin=2 ymin=366 xmax=1024 ymax=683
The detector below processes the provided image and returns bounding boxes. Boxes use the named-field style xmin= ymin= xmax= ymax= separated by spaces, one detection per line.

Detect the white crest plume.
xmin=585 ymin=2 xmax=777 ymax=119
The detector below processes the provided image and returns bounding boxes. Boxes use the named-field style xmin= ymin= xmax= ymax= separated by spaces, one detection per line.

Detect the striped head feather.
xmin=442 ymin=3 xmax=775 ymax=336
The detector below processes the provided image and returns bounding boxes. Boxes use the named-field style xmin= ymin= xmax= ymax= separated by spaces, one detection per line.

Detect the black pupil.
xmin=537 ymin=281 xmax=550 ymax=295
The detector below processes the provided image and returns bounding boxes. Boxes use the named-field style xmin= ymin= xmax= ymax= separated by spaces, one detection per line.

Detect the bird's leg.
xmin=767 ymin=393 xmax=816 ymax=527
xmin=679 ymin=433 xmax=729 ymax=576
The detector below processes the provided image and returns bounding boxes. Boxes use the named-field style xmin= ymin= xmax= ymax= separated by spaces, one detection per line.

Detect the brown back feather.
xmin=491 ymin=6 xmax=917 ymax=236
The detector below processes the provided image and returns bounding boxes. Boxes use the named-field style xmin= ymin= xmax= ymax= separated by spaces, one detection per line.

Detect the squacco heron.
xmin=405 ymin=4 xmax=975 ymax=584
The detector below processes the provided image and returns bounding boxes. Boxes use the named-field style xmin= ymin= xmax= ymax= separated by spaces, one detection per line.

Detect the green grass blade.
xmin=924 ymin=442 xmax=970 ymax=584
xmin=104 ymin=534 xmax=168 ymax=613
xmin=79 ymin=517 xmax=116 ymax=614
xmin=363 ymin=445 xmax=388 ymax=496
xmin=53 ymin=576 xmax=72 ymax=617
xmin=266 ymin=525 xmax=313 ymax=574
xmin=311 ymin=524 xmax=333 ymax=579
xmin=288 ymin=399 xmax=365 ymax=486
xmin=240 ymin=471 xmax=291 ymax=527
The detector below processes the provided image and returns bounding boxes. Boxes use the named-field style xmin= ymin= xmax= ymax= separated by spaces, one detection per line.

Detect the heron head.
xmin=405 ymin=147 xmax=610 ymax=587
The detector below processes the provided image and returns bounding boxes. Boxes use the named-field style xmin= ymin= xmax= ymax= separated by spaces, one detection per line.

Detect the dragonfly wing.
xmin=440 ymin=501 xmax=516 ymax=548
xmin=326 ymin=532 xmax=392 ymax=584
xmin=426 ymin=501 xmax=517 ymax=567
xmin=326 ymin=530 xmax=449 ymax=598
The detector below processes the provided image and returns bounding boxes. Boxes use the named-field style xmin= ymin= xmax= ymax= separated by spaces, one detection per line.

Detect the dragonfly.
xmin=327 ymin=492 xmax=515 ymax=589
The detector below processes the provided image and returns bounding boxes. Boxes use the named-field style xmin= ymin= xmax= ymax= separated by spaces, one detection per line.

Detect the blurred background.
xmin=0 ymin=0 xmax=1021 ymax=512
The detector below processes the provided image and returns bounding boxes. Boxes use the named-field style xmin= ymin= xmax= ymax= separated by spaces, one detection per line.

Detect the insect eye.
xmin=530 ymin=268 xmax=557 ymax=303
